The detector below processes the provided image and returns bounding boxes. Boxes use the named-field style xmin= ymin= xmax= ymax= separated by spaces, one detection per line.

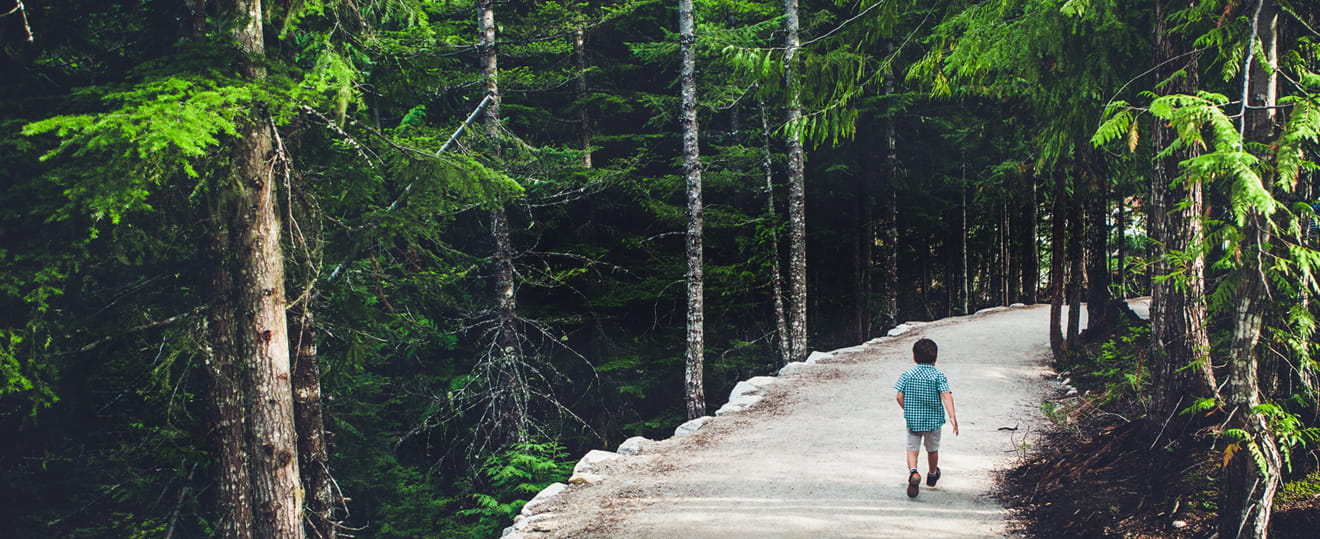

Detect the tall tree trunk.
xmin=204 ymin=210 xmax=253 ymax=539
xmin=882 ymin=190 xmax=899 ymax=329
xmin=853 ymin=190 xmax=867 ymax=340
xmin=960 ymin=183 xmax=969 ymax=313
xmin=479 ymin=0 xmax=529 ymax=443
xmin=1049 ymin=171 xmax=1067 ymax=360
xmin=860 ymin=174 xmax=874 ymax=338
xmin=880 ymin=47 xmax=900 ymax=330
xmin=1116 ymin=196 xmax=1127 ymax=299
xmin=573 ymin=28 xmax=593 ymax=168
xmin=1084 ymin=165 xmax=1112 ymax=336
xmin=1001 ymin=199 xmax=1011 ymax=306
xmin=1066 ymin=177 xmax=1084 ymax=346
xmin=229 ymin=1 xmax=303 ymax=536
xmin=759 ymin=102 xmax=792 ymax=365
xmin=679 ymin=0 xmax=706 ymax=419
xmin=783 ymin=0 xmax=808 ymax=362
xmin=1023 ymin=174 xmax=1040 ymax=304
xmin=1220 ymin=2 xmax=1283 ymax=536
xmin=1149 ymin=0 xmax=1216 ymax=424
xmin=292 ymin=310 xmax=338 ymax=539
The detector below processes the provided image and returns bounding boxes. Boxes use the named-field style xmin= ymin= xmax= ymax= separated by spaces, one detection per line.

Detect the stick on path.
xmin=520 ymin=304 xmax=1071 ymax=538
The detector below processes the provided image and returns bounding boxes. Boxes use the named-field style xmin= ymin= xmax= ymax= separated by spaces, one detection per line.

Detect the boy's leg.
xmin=905 ymin=430 xmax=923 ymax=497
xmin=925 ymin=429 xmax=944 ymax=487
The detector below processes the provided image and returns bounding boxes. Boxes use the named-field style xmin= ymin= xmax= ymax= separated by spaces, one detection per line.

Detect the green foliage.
xmin=21 ymin=75 xmax=260 ymax=223
xmin=458 ymin=441 xmax=573 ymax=537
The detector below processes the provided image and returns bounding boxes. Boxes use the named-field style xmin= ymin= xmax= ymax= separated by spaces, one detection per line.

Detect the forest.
xmin=2 ymin=0 xmax=1319 ymax=537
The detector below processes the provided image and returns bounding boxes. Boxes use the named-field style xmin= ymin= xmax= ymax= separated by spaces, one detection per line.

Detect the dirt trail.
xmin=523 ymin=304 xmax=1068 ymax=538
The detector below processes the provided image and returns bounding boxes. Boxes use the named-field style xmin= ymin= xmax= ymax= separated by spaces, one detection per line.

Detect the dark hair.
xmin=913 ymin=338 xmax=938 ymax=364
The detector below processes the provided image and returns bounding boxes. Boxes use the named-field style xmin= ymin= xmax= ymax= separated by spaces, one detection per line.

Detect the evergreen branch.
xmin=53 ymin=308 xmax=202 ymax=357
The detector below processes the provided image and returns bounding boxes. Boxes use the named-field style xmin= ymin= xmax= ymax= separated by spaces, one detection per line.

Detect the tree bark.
xmin=880 ymin=48 xmax=900 ymax=330
xmin=1220 ymin=2 xmax=1283 ymax=537
xmin=783 ymin=0 xmax=808 ymax=363
xmin=1084 ymin=164 xmax=1112 ymax=336
xmin=1065 ymin=174 xmax=1084 ymax=347
xmin=1149 ymin=0 xmax=1216 ymax=423
xmin=478 ymin=0 xmax=531 ymax=444
xmin=759 ymin=102 xmax=792 ymax=366
xmin=228 ymin=1 xmax=304 ymax=536
xmin=204 ymin=208 xmax=253 ymax=539
xmin=1022 ymin=174 xmax=1040 ymax=304
xmin=1049 ymin=171 xmax=1067 ymax=360
xmin=679 ymin=0 xmax=706 ymax=419
xmin=573 ymin=28 xmax=593 ymax=168
xmin=292 ymin=310 xmax=338 ymax=539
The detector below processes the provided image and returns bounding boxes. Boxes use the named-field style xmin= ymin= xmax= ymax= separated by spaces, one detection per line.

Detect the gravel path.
xmin=517 ymin=304 xmax=1067 ymax=538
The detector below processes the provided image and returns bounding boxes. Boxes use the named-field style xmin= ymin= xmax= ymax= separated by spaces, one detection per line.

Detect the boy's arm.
xmin=896 ymin=392 xmax=904 ymax=408
xmin=941 ymin=392 xmax=959 ymax=435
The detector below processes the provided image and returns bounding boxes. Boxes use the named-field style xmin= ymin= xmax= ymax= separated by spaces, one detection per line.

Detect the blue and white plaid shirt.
xmin=894 ymin=364 xmax=951 ymax=432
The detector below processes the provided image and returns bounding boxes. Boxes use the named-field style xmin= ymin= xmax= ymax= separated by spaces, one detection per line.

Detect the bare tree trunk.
xmin=1023 ymin=175 xmax=1040 ymax=304
xmin=783 ymin=0 xmax=808 ymax=362
xmin=861 ymin=176 xmax=874 ymax=338
xmin=960 ymin=183 xmax=969 ymax=313
xmin=1084 ymin=165 xmax=1112 ymax=336
xmin=1049 ymin=171 xmax=1067 ymax=360
xmin=1066 ymin=178 xmax=1084 ymax=347
xmin=478 ymin=0 xmax=530 ymax=444
xmin=759 ymin=102 xmax=792 ymax=365
xmin=1149 ymin=0 xmax=1216 ymax=422
xmin=292 ymin=310 xmax=338 ymax=539
xmin=1001 ymin=200 xmax=1010 ymax=306
xmin=573 ymin=28 xmax=593 ymax=168
xmin=1220 ymin=2 xmax=1283 ymax=537
xmin=882 ymin=190 xmax=899 ymax=329
xmin=853 ymin=185 xmax=868 ymax=339
xmin=229 ymin=2 xmax=303 ymax=536
xmin=204 ymin=212 xmax=253 ymax=539
xmin=880 ymin=47 xmax=900 ymax=330
xmin=679 ymin=0 xmax=706 ymax=419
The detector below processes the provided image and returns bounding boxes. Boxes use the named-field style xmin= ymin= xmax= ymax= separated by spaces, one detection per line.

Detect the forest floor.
xmin=522 ymin=303 xmax=1063 ymax=538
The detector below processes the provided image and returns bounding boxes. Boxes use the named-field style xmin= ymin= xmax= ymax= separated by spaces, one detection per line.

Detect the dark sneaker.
xmin=927 ymin=467 xmax=941 ymax=487
xmin=906 ymin=471 xmax=921 ymax=498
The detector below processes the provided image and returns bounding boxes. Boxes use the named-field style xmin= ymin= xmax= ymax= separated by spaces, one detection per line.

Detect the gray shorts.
xmin=905 ymin=428 xmax=942 ymax=452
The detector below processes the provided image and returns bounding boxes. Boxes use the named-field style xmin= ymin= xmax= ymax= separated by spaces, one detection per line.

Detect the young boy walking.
xmin=894 ymin=338 xmax=959 ymax=498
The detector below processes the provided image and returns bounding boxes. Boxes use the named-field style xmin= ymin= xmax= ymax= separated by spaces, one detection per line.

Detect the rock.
xmin=511 ymin=513 xmax=556 ymax=532
xmin=616 ymin=436 xmax=653 ymax=456
xmin=1172 ymin=520 xmax=1188 ymax=529
xmin=727 ymin=380 xmax=760 ymax=401
xmin=572 ymin=450 xmax=620 ymax=476
xmin=975 ymin=306 xmax=1007 ymax=315
xmin=568 ymin=472 xmax=604 ymax=484
xmin=805 ymin=350 xmax=831 ymax=364
xmin=1010 ymin=302 xmax=1026 ymax=308
xmin=715 ymin=395 xmax=762 ymax=416
xmin=832 ymin=344 xmax=866 ymax=354
xmin=520 ymin=482 xmax=567 ymax=516
xmin=744 ymin=376 xmax=778 ymax=389
xmin=674 ymin=415 xmax=713 ymax=437
xmin=864 ymin=336 xmax=894 ymax=346
xmin=887 ymin=324 xmax=911 ymax=337
xmin=778 ymin=362 xmax=810 ymax=377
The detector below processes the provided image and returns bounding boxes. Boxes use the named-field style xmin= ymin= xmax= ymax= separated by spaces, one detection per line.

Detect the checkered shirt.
xmin=894 ymin=364 xmax=951 ymax=432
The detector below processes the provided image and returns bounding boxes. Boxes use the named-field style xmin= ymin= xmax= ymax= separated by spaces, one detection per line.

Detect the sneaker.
xmin=906 ymin=470 xmax=921 ymax=498
xmin=927 ymin=467 xmax=941 ymax=487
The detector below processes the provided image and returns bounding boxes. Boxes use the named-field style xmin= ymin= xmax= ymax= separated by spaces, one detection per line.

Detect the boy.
xmin=894 ymin=337 xmax=959 ymax=498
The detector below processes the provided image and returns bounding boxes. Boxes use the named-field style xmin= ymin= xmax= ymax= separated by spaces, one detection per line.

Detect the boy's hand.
xmin=951 ymin=419 xmax=959 ymax=436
